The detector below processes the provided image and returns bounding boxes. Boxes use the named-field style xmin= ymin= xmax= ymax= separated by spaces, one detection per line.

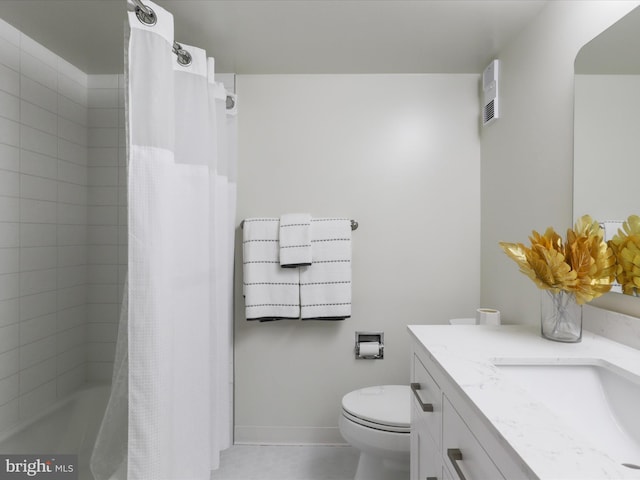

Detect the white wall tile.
xmin=0 ymin=248 xmax=18 ymax=275
xmin=20 ymin=198 xmax=57 ymax=223
xmin=0 ymin=324 xmax=18 ymax=354
xmin=58 ymin=139 xmax=87 ymax=166
xmin=19 ymin=34 xmax=57 ymax=70
xmin=89 ymin=147 xmax=118 ymax=167
xmin=57 ymin=305 xmax=85 ymax=332
xmin=58 ymin=63 xmax=87 ymax=88
xmin=0 ymin=144 xmax=19 ymax=172
xmin=88 ymin=128 xmax=118 ymax=148
xmin=58 ymin=266 xmax=86 ymax=289
xmin=57 ymin=285 xmax=85 ymax=311
xmin=88 ymin=245 xmax=118 ymax=265
xmin=19 ymin=268 xmax=56 ymax=296
xmin=88 ymin=88 xmax=118 ymax=108
xmin=56 ymin=344 xmax=84 ymax=373
xmin=20 ymin=223 xmax=56 ymax=248
xmin=20 ymin=149 xmax=57 ymax=179
xmin=87 ymin=323 xmax=118 ymax=343
xmin=0 ymin=398 xmax=19 ymax=432
xmin=20 ymin=313 xmax=57 ymax=347
xmin=87 ymin=206 xmax=117 ymax=226
xmin=19 ymin=291 xmax=56 ymax=322
xmin=21 ymin=100 xmax=57 ymax=135
xmin=0 ymin=197 xmax=19 ymax=222
xmin=0 ymin=223 xmax=18 ymax=248
xmin=19 ymin=359 xmax=57 ymax=394
xmin=0 ymin=273 xmax=18 ymax=301
xmin=87 ymin=304 xmax=118 ymax=324
xmin=58 ymin=160 xmax=87 ymax=185
xmin=0 ymin=348 xmax=18 ymax=380
xmin=20 ymin=50 xmax=57 ymax=91
xmin=20 ymin=174 xmax=57 ymax=202
xmin=87 ymin=342 xmax=116 ymax=362
xmin=58 ymin=245 xmax=87 ymax=267
xmin=0 ymin=39 xmax=19 ymax=72
xmin=0 ymin=19 xmax=20 ymax=46
xmin=0 ymin=63 xmax=19 ymax=96
xmin=0 ymin=117 xmax=20 ymax=146
xmin=58 ymin=74 xmax=87 ymax=106
xmin=0 ymin=170 xmax=19 ymax=197
xmin=58 ymin=117 xmax=87 ymax=146
xmin=19 ymin=335 xmax=56 ymax=369
xmin=89 ymin=186 xmax=118 ymax=206
xmin=58 ymin=182 xmax=87 ymax=206
xmin=57 ymin=203 xmax=87 ymax=225
xmin=59 ymin=95 xmax=88 ymax=125
xmin=56 ymin=325 xmax=84 ymax=352
xmin=89 ymin=108 xmax=119 ymax=128
xmin=89 ymin=166 xmax=118 ymax=186
xmin=18 ymin=379 xmax=56 ymax=420
xmin=0 ymin=90 xmax=19 ymax=121
xmin=20 ymin=75 xmax=56 ymax=113
xmin=20 ymin=125 xmax=57 ymax=157
xmin=88 ymin=225 xmax=117 ymax=245
xmin=56 ymin=365 xmax=85 ymax=398
xmin=0 ymin=298 xmax=18 ymax=328
xmin=57 ymin=225 xmax=87 ymax=246
xmin=88 ymin=265 xmax=118 ymax=284
xmin=0 ymin=374 xmax=18 ymax=405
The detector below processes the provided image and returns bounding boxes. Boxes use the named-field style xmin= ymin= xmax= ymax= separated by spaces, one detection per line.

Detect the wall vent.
xmin=482 ymin=60 xmax=499 ymax=126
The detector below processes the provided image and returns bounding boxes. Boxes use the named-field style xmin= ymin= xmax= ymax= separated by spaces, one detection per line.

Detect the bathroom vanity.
xmin=408 ymin=324 xmax=640 ymax=480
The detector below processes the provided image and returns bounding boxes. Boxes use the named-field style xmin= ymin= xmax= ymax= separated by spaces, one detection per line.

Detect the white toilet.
xmin=339 ymin=385 xmax=410 ymax=480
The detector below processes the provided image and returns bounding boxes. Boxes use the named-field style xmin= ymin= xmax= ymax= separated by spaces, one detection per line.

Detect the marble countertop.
xmin=407 ymin=324 xmax=640 ymax=480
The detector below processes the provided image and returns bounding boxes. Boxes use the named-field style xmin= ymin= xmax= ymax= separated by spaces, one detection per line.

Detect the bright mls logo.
xmin=0 ymin=455 xmax=77 ymax=480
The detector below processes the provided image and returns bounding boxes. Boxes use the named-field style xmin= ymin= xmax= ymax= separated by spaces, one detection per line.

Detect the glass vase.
xmin=540 ymin=290 xmax=582 ymax=343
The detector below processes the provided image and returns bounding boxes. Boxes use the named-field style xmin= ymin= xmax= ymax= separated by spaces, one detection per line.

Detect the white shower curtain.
xmin=91 ymin=1 xmax=236 ymax=478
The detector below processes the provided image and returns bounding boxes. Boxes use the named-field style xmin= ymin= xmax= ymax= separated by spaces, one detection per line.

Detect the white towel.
xmin=279 ymin=213 xmax=312 ymax=267
xmin=242 ymin=218 xmax=300 ymax=321
xmin=300 ymin=218 xmax=352 ymax=320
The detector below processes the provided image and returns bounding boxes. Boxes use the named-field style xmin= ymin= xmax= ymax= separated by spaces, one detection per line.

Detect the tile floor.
xmin=210 ymin=445 xmax=359 ymax=480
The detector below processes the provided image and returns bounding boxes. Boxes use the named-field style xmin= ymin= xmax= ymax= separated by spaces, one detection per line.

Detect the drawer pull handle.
xmin=410 ymin=382 xmax=434 ymax=412
xmin=447 ymin=448 xmax=467 ymax=480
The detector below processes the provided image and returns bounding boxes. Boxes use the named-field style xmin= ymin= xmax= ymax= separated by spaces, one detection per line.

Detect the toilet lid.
xmin=341 ymin=385 xmax=410 ymax=432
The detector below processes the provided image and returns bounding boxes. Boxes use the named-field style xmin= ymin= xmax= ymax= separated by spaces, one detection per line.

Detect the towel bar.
xmin=241 ymin=218 xmax=358 ymax=230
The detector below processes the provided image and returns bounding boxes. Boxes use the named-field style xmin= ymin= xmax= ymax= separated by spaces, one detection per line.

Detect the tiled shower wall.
xmin=0 ymin=18 xmax=125 ymax=431
xmin=86 ymin=74 xmax=126 ymax=382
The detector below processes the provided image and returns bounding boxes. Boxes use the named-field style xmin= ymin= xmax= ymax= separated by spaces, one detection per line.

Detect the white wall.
xmin=480 ymin=1 xmax=640 ymax=325
xmin=234 ymin=74 xmax=480 ymax=444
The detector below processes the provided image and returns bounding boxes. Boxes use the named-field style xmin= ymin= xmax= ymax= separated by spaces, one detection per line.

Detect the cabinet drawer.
xmin=411 ymin=353 xmax=442 ymax=449
xmin=442 ymin=396 xmax=505 ymax=480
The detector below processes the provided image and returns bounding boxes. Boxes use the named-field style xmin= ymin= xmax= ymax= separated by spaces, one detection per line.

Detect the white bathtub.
xmin=0 ymin=384 xmax=111 ymax=480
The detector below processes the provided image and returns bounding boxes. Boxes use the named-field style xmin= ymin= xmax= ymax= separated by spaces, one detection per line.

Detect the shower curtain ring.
xmin=133 ymin=0 xmax=157 ymax=26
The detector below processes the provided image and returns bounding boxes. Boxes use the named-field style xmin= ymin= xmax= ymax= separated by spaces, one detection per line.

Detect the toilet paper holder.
xmin=355 ymin=331 xmax=384 ymax=360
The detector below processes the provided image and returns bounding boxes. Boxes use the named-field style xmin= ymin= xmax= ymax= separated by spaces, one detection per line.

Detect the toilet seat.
xmin=341 ymin=385 xmax=410 ymax=434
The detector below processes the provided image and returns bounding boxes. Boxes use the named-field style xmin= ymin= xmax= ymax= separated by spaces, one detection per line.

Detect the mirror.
xmin=573 ymin=6 xmax=640 ymax=295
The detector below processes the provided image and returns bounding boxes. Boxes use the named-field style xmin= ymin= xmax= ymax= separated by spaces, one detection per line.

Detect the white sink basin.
xmin=495 ymin=361 xmax=640 ymax=470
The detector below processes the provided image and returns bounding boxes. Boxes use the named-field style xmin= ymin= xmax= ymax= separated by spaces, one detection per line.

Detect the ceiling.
xmin=0 ymin=0 xmax=547 ymax=75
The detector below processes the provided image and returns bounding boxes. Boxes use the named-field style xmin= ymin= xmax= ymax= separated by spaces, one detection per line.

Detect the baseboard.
xmin=234 ymin=426 xmax=347 ymax=445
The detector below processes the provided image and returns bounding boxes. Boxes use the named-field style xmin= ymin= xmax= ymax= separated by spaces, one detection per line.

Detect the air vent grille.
xmin=483 ymin=100 xmax=495 ymax=125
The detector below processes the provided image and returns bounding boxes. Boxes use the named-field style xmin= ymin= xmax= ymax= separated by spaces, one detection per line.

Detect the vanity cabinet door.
xmin=411 ymin=397 xmax=441 ymax=480
xmin=442 ymin=396 xmax=506 ymax=480
xmin=412 ymin=353 xmax=442 ymax=447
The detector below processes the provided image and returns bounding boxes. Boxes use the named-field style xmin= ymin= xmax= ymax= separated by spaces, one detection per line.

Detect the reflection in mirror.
xmin=574 ymin=6 xmax=640 ymax=295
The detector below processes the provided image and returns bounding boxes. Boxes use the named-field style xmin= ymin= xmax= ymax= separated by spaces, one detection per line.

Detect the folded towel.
xmin=279 ymin=213 xmax=312 ymax=268
xmin=242 ymin=218 xmax=300 ymax=321
xmin=300 ymin=218 xmax=352 ymax=320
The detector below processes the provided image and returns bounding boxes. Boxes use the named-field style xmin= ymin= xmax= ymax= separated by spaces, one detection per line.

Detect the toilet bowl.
xmin=339 ymin=385 xmax=410 ymax=480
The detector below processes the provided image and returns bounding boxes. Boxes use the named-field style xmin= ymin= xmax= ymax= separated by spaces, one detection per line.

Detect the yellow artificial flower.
xmin=499 ymin=215 xmax=615 ymax=304
xmin=609 ymin=215 xmax=640 ymax=295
